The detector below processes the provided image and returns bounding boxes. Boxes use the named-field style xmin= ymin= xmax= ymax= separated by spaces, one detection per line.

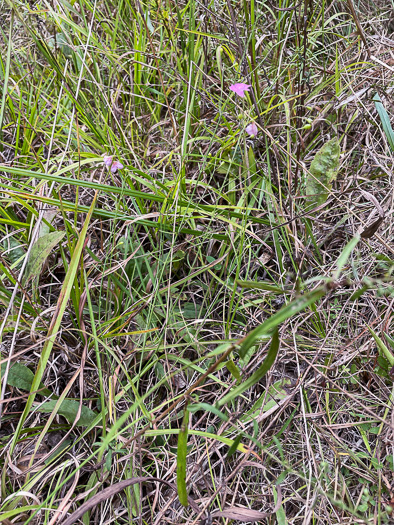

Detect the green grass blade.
xmin=0 ymin=9 xmax=13 ymax=148
xmin=239 ymin=288 xmax=326 ymax=358
xmin=177 ymin=407 xmax=190 ymax=507
xmin=9 ymin=194 xmax=97 ymax=454
xmin=373 ymin=92 xmax=394 ymax=152
xmin=217 ymin=329 xmax=280 ymax=408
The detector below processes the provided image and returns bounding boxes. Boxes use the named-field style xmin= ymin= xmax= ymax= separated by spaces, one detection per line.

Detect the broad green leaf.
xmin=373 ymin=93 xmax=394 ymax=152
xmin=177 ymin=407 xmax=190 ymax=507
xmin=1 ymin=362 xmax=50 ymax=395
xmin=217 ymin=330 xmax=280 ymax=408
xmin=23 ymin=230 xmax=65 ymax=286
xmin=36 ymin=399 xmax=98 ymax=427
xmin=3 ymin=236 xmax=26 ymax=269
xmin=305 ymin=137 xmax=340 ymax=212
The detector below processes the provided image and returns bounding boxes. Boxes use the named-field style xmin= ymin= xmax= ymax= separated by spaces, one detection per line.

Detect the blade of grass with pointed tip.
xmin=334 ymin=235 xmax=360 ymax=278
xmin=9 ymin=194 xmax=97 ymax=455
xmin=188 ymin=402 xmax=229 ymax=422
xmin=239 ymin=288 xmax=326 ymax=359
xmin=177 ymin=407 xmax=190 ymax=507
xmin=237 ymin=279 xmax=287 ymax=294
xmin=368 ymin=327 xmax=394 ymax=366
xmin=0 ymin=10 xmax=13 ymax=148
xmin=0 ymin=165 xmax=269 ymax=226
xmin=227 ymin=434 xmax=243 ymax=458
xmin=373 ymin=93 xmax=394 ymax=152
xmin=217 ymin=329 xmax=280 ymax=409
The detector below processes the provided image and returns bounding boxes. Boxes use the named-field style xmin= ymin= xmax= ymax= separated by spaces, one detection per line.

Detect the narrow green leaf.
xmin=0 ymin=9 xmax=13 ymax=145
xmin=237 ymin=279 xmax=287 ymax=294
xmin=23 ymin=230 xmax=65 ymax=286
xmin=0 ymin=165 xmax=269 ymax=226
xmin=369 ymin=327 xmax=394 ymax=366
xmin=36 ymin=399 xmax=98 ymax=427
xmin=239 ymin=288 xmax=325 ymax=358
xmin=188 ymin=402 xmax=229 ymax=422
xmin=305 ymin=137 xmax=340 ymax=212
xmin=274 ymin=485 xmax=288 ymax=525
xmin=384 ymin=333 xmax=394 ymax=350
xmin=240 ymin=379 xmax=291 ymax=424
xmin=373 ymin=93 xmax=394 ymax=152
xmin=177 ymin=407 xmax=190 ymax=507
xmin=225 ymin=359 xmax=241 ymax=383
xmin=227 ymin=434 xmax=243 ymax=458
xmin=217 ymin=330 xmax=280 ymax=408
xmin=44 ymin=439 xmax=72 ymax=464
xmin=334 ymin=235 xmax=360 ymax=278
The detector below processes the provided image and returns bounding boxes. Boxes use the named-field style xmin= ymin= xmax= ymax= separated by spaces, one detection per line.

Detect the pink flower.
xmin=111 ymin=160 xmax=124 ymax=173
xmin=246 ymin=122 xmax=258 ymax=137
xmin=103 ymin=155 xmax=124 ymax=173
xmin=103 ymin=155 xmax=113 ymax=167
xmin=230 ymin=83 xmax=252 ymax=98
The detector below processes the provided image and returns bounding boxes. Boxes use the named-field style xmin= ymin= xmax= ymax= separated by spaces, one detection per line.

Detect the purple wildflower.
xmin=111 ymin=160 xmax=124 ymax=173
xmin=103 ymin=155 xmax=113 ymax=167
xmin=246 ymin=122 xmax=258 ymax=137
xmin=230 ymin=83 xmax=252 ymax=98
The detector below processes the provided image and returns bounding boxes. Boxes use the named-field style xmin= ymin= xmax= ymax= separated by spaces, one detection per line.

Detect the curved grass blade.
xmin=217 ymin=329 xmax=280 ymax=409
xmin=239 ymin=288 xmax=326 ymax=358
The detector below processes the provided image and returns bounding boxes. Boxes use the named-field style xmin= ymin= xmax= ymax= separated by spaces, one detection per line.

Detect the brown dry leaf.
xmin=360 ymin=217 xmax=385 ymax=239
xmin=359 ymin=190 xmax=385 ymax=239
xmin=211 ymin=486 xmax=282 ymax=522
xmin=61 ymin=477 xmax=202 ymax=525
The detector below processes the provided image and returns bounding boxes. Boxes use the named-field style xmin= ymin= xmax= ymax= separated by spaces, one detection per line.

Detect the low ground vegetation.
xmin=0 ymin=0 xmax=393 ymax=523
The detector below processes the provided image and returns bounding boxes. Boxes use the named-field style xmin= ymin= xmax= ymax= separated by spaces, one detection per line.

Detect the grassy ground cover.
xmin=0 ymin=0 xmax=393 ymax=523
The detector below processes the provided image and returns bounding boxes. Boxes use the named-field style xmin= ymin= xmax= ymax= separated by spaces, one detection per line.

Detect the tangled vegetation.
xmin=0 ymin=0 xmax=393 ymax=523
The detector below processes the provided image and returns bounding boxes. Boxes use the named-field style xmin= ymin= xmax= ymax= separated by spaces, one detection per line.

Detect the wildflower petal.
xmin=103 ymin=155 xmax=113 ymax=167
xmin=230 ymin=83 xmax=252 ymax=98
xmin=111 ymin=160 xmax=124 ymax=173
xmin=246 ymin=123 xmax=258 ymax=137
